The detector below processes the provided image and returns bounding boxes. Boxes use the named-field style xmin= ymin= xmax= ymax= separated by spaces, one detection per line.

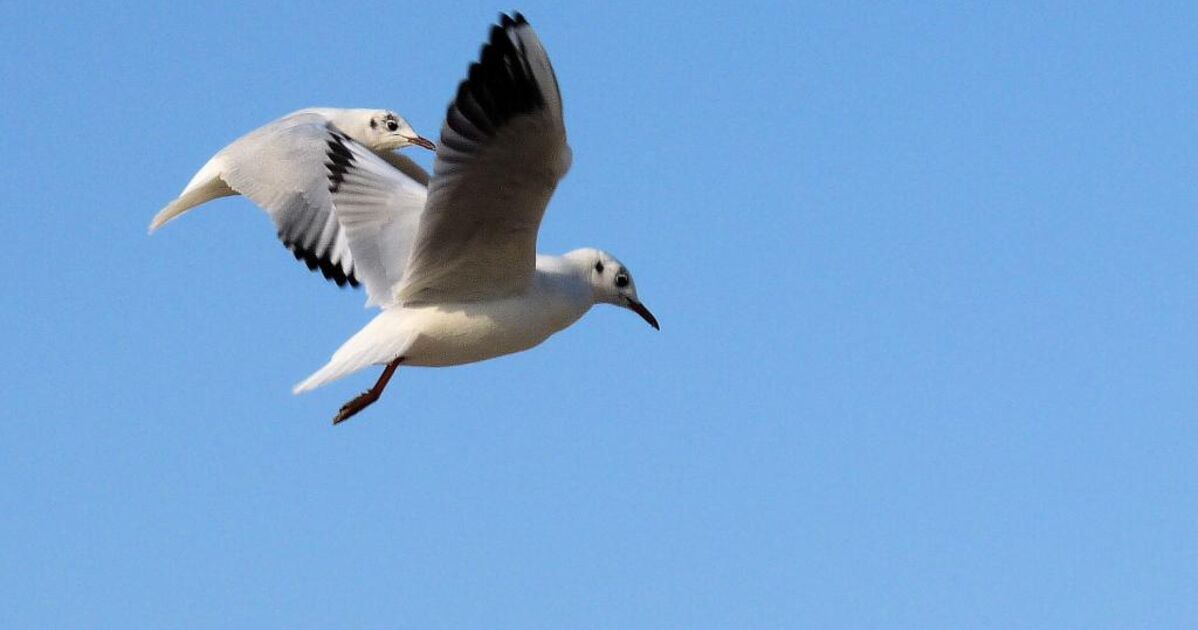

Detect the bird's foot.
xmin=333 ymin=390 xmax=378 ymax=424
xmin=330 ymin=357 xmax=402 ymax=425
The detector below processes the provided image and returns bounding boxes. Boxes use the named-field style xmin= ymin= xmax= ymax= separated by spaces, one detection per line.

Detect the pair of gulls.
xmin=151 ymin=14 xmax=658 ymax=423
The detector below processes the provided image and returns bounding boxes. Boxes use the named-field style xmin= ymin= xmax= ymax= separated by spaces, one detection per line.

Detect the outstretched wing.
xmin=398 ymin=13 xmax=572 ymax=304
xmin=215 ymin=111 xmax=363 ymax=286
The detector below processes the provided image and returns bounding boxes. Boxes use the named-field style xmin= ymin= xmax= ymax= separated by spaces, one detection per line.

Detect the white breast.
xmin=399 ymin=274 xmax=592 ymax=367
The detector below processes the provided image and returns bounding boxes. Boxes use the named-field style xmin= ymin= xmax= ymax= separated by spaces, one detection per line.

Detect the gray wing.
xmin=377 ymin=151 xmax=431 ymax=187
xmin=323 ymin=132 xmax=428 ymax=307
xmin=398 ymin=13 xmax=572 ymax=304
xmin=218 ymin=112 xmax=361 ymax=287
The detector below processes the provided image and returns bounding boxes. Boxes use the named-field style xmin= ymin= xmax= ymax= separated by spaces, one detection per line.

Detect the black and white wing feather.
xmin=214 ymin=112 xmax=362 ymax=286
xmin=323 ymin=132 xmax=428 ymax=307
xmin=398 ymin=13 xmax=572 ymax=304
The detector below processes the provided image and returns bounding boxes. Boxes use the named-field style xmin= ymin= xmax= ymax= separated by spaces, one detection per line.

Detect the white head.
xmin=316 ymin=108 xmax=436 ymax=152
xmin=568 ymin=248 xmax=659 ymax=330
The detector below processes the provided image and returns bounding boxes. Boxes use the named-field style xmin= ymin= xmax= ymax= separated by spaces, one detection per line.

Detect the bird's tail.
xmin=293 ymin=313 xmax=414 ymax=394
xmin=148 ymin=157 xmax=235 ymax=233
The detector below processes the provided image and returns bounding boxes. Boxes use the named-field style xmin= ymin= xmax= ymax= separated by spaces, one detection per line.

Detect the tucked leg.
xmin=332 ymin=357 xmax=402 ymax=425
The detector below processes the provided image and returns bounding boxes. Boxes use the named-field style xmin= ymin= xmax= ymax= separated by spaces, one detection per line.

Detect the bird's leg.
xmin=332 ymin=357 xmax=403 ymax=425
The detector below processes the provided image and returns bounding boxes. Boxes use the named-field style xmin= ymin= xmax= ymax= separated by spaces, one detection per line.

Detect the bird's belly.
xmin=400 ymin=300 xmax=581 ymax=367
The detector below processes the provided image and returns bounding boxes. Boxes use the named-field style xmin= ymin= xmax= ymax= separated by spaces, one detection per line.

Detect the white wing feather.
xmin=323 ymin=133 xmax=428 ymax=307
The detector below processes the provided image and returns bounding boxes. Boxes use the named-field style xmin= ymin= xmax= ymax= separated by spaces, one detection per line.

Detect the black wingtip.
xmin=324 ymin=132 xmax=355 ymax=193
xmin=488 ymin=23 xmax=506 ymax=43
xmin=498 ymin=12 xmax=528 ymax=30
xmin=283 ymin=239 xmax=359 ymax=288
xmin=445 ymin=12 xmax=544 ymax=134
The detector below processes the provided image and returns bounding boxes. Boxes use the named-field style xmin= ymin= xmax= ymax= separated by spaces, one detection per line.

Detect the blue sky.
xmin=3 ymin=1 xmax=1197 ymax=627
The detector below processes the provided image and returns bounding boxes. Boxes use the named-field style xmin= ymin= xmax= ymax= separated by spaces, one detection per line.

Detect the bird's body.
xmin=152 ymin=14 xmax=657 ymax=423
xmin=295 ymin=252 xmax=595 ymax=392
xmin=399 ymin=256 xmax=593 ymax=367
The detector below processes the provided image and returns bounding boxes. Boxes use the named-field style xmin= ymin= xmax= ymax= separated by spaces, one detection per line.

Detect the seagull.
xmin=148 ymin=12 xmax=656 ymax=421
xmin=289 ymin=13 xmax=659 ymax=423
xmin=150 ymin=108 xmax=434 ymax=286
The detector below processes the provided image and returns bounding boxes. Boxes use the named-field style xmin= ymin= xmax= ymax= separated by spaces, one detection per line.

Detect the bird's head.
xmin=570 ymin=248 xmax=659 ymax=330
xmin=334 ymin=109 xmax=435 ymax=152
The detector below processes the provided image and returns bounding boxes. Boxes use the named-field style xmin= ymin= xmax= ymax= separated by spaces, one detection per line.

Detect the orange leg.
xmin=332 ymin=357 xmax=403 ymax=424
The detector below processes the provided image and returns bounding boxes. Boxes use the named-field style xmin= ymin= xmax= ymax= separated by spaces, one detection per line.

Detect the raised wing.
xmin=398 ymin=13 xmax=572 ymax=304
xmin=323 ymin=132 xmax=428 ymax=307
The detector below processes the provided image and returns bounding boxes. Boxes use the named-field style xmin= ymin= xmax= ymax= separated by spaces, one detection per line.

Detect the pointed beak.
xmin=405 ymin=135 xmax=436 ymax=151
xmin=625 ymin=298 xmax=660 ymax=330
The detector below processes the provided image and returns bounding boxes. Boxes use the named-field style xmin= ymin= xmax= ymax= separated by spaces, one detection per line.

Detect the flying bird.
xmin=150 ymin=108 xmax=434 ymax=286
xmin=155 ymin=14 xmax=659 ymax=423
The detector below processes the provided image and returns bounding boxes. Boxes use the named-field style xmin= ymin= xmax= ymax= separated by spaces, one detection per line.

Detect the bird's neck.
xmin=534 ymin=254 xmax=595 ymax=305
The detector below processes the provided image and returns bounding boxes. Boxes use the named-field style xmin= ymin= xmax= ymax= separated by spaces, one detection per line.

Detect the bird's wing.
xmin=397 ymin=13 xmax=572 ymax=304
xmin=215 ymin=112 xmax=363 ymax=287
xmin=323 ymin=133 xmax=428 ymax=307
xmin=376 ymin=151 xmax=431 ymax=186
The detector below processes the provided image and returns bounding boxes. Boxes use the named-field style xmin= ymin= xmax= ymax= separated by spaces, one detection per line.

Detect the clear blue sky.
xmin=3 ymin=2 xmax=1197 ymax=627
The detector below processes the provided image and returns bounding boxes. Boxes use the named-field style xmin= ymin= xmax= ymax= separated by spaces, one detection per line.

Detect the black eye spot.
xmin=595 ymin=261 xmax=604 ymax=274
xmin=386 ymin=119 xmax=398 ymax=131
xmin=615 ymin=272 xmax=629 ymax=288
xmin=370 ymin=119 xmax=377 ymax=129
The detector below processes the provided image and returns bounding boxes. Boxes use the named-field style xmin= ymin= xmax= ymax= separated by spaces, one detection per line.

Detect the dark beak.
xmin=625 ymin=298 xmax=660 ymax=330
xmin=406 ymin=135 xmax=437 ymax=151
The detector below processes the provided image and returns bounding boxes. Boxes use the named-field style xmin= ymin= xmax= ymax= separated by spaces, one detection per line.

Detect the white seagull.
xmin=150 ymin=108 xmax=434 ymax=286
xmin=157 ymin=14 xmax=659 ymax=423
xmin=291 ymin=13 xmax=659 ymax=423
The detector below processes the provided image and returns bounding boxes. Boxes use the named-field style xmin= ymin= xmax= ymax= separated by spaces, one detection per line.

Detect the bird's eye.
xmin=615 ymin=272 xmax=629 ymax=288
xmin=595 ymin=261 xmax=604 ymax=274
xmin=386 ymin=119 xmax=399 ymax=132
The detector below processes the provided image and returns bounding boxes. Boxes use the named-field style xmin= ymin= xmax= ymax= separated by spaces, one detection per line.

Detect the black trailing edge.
xmin=283 ymin=239 xmax=358 ymax=288
xmin=273 ymin=131 xmax=360 ymax=288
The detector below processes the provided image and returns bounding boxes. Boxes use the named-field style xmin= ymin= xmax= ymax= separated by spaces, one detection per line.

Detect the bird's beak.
xmin=405 ymin=135 xmax=437 ymax=151
xmin=625 ymin=298 xmax=660 ymax=330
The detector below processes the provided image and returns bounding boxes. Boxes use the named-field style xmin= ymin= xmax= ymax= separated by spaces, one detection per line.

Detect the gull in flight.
xmin=293 ymin=13 xmax=660 ymax=423
xmin=150 ymin=108 xmax=434 ymax=286
xmin=156 ymin=14 xmax=659 ymax=423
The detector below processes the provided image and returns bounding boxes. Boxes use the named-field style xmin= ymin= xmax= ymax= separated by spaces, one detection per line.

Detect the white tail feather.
xmin=148 ymin=158 xmax=234 ymax=233
xmin=293 ymin=313 xmax=413 ymax=394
